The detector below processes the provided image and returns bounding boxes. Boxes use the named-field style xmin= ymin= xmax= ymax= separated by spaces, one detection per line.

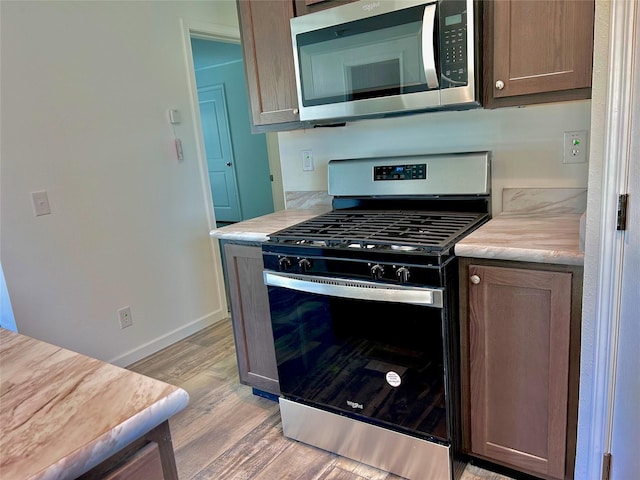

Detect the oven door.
xmin=264 ymin=270 xmax=450 ymax=443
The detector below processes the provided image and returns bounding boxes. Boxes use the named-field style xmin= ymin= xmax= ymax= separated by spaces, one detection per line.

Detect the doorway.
xmin=190 ymin=37 xmax=275 ymax=226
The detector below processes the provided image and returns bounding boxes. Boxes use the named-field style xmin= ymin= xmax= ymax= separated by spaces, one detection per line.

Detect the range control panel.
xmin=374 ymin=164 xmax=427 ymax=181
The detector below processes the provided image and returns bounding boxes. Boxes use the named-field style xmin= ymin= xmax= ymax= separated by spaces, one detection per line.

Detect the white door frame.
xmin=178 ymin=19 xmax=242 ymax=317
xmin=576 ymin=1 xmax=638 ymax=478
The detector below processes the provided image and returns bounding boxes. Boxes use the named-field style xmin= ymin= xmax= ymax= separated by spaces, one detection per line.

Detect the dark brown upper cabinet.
xmin=236 ymin=0 xmax=303 ymax=132
xmin=483 ymin=0 xmax=595 ymax=108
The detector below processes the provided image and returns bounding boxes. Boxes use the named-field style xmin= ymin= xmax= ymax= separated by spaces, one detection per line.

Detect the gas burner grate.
xmin=268 ymin=210 xmax=489 ymax=252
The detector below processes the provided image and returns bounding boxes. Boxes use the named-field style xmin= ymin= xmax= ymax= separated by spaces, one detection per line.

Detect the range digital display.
xmin=374 ymin=164 xmax=427 ymax=181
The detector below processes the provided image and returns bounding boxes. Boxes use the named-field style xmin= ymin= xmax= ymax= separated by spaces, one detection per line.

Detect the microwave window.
xmin=296 ymin=5 xmax=432 ymax=107
xmin=349 ymin=60 xmax=401 ymax=100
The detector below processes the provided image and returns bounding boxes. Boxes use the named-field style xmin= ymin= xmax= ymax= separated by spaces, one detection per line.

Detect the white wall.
xmin=278 ymin=98 xmax=591 ymax=215
xmin=0 ymin=0 xmax=239 ymax=365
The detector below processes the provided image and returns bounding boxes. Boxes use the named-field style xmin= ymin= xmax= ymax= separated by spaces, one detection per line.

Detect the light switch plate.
xmin=31 ymin=190 xmax=51 ymax=216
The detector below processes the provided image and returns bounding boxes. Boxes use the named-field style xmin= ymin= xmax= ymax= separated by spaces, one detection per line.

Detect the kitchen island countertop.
xmin=209 ymin=207 xmax=331 ymax=242
xmin=455 ymin=213 xmax=584 ymax=266
xmin=0 ymin=328 xmax=189 ymax=479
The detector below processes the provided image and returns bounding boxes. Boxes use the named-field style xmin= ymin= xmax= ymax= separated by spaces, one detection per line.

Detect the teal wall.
xmin=192 ymin=39 xmax=274 ymax=221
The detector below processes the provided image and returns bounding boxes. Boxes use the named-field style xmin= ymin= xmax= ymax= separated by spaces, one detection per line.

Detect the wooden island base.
xmin=77 ymin=420 xmax=178 ymax=480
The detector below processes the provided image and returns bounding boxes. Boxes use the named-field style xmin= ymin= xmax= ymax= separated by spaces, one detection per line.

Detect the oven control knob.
xmin=298 ymin=258 xmax=312 ymax=272
xmin=396 ymin=266 xmax=411 ymax=283
xmin=370 ymin=264 xmax=385 ymax=280
xmin=278 ymin=257 xmax=292 ymax=271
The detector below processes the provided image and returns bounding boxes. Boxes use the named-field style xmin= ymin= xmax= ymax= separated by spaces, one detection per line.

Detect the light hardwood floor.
xmin=128 ymin=318 xmax=515 ymax=480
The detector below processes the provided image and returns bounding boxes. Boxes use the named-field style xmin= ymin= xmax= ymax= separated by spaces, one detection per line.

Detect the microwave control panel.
xmin=440 ymin=1 xmax=469 ymax=88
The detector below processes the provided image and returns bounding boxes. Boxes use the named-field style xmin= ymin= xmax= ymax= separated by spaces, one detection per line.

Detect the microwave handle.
xmin=421 ymin=4 xmax=439 ymax=89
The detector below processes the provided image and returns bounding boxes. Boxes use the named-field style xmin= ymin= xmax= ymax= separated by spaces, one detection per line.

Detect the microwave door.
xmin=421 ymin=4 xmax=439 ymax=89
xmin=292 ymin=0 xmax=445 ymax=122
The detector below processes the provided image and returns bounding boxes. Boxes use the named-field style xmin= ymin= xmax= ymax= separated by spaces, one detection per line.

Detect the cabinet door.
xmin=484 ymin=0 xmax=594 ymax=108
xmin=237 ymin=0 xmax=301 ymax=132
xmin=224 ymin=243 xmax=280 ymax=395
xmin=468 ymin=264 xmax=572 ymax=480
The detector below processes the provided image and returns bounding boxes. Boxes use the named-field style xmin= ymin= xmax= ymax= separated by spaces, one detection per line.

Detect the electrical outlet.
xmin=118 ymin=306 xmax=133 ymax=329
xmin=302 ymin=150 xmax=314 ymax=171
xmin=563 ymin=130 xmax=589 ymax=164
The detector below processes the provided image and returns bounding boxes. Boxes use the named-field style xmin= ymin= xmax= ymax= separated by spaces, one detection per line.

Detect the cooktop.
xmin=267 ymin=209 xmax=489 ymax=253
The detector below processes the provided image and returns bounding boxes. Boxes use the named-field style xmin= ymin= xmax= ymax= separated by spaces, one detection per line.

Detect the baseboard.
xmin=109 ymin=309 xmax=228 ymax=367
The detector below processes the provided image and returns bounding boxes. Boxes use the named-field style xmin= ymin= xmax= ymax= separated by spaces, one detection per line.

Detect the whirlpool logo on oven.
xmin=347 ymin=400 xmax=364 ymax=410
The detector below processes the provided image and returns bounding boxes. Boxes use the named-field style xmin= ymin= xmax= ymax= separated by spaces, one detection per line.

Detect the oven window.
xmin=268 ymin=285 xmax=449 ymax=442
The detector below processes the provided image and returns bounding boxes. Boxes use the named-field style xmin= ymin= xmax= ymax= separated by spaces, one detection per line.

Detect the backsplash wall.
xmin=277 ymin=100 xmax=591 ymax=215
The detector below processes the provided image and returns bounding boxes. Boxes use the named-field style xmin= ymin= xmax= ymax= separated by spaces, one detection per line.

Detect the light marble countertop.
xmin=455 ymin=213 xmax=584 ymax=266
xmin=209 ymin=207 xmax=331 ymax=242
xmin=209 ymin=207 xmax=584 ymax=266
xmin=0 ymin=328 xmax=189 ymax=480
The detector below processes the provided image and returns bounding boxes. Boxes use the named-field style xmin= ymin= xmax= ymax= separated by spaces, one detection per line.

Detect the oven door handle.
xmin=264 ymin=271 xmax=444 ymax=308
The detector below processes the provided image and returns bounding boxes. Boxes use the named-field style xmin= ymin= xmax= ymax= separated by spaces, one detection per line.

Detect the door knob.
xmin=495 ymin=80 xmax=505 ymax=90
xmin=470 ymin=274 xmax=481 ymax=285
xmin=226 ymin=162 xmax=232 ymax=167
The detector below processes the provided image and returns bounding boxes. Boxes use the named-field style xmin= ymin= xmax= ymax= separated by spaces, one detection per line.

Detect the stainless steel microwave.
xmin=290 ymin=0 xmax=480 ymax=123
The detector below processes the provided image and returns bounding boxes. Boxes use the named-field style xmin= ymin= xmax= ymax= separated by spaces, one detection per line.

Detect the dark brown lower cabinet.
xmin=459 ymin=258 xmax=583 ymax=480
xmin=222 ymin=241 xmax=280 ymax=395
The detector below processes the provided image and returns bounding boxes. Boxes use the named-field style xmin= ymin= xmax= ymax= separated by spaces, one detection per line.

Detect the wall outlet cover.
xmin=118 ymin=306 xmax=133 ymax=329
xmin=302 ymin=150 xmax=314 ymax=171
xmin=563 ymin=130 xmax=589 ymax=164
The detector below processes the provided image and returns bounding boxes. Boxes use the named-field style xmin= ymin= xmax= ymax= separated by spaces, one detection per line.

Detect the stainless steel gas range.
xmin=262 ymin=152 xmax=491 ymax=480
